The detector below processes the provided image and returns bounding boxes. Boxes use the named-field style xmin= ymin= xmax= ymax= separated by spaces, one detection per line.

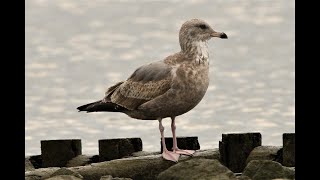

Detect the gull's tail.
xmin=77 ymin=100 xmax=127 ymax=113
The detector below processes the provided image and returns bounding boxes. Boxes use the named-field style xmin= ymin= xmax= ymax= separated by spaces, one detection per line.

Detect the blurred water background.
xmin=25 ymin=0 xmax=295 ymax=156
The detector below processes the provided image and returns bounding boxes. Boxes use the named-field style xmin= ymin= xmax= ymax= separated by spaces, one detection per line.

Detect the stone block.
xmin=99 ymin=138 xmax=142 ymax=161
xmin=41 ymin=139 xmax=82 ymax=167
xmin=160 ymin=136 xmax=200 ymax=153
xmin=219 ymin=133 xmax=261 ymax=173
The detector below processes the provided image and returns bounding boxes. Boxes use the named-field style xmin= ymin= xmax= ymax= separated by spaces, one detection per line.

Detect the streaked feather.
xmin=108 ymin=61 xmax=173 ymax=110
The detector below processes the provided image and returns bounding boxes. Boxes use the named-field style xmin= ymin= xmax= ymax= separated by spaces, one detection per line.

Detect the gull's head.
xmin=179 ymin=19 xmax=227 ymax=51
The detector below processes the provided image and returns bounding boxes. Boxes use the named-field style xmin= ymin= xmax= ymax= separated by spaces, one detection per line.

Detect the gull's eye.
xmin=198 ymin=24 xmax=207 ymax=30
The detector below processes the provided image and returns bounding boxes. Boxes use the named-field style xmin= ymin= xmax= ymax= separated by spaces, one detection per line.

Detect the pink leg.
xmin=171 ymin=117 xmax=195 ymax=156
xmin=158 ymin=118 xmax=180 ymax=162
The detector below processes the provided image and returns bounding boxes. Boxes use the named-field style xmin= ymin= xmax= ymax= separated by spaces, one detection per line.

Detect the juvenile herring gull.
xmin=77 ymin=19 xmax=228 ymax=162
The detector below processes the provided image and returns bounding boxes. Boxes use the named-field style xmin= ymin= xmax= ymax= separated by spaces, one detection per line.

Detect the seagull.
xmin=77 ymin=19 xmax=227 ymax=162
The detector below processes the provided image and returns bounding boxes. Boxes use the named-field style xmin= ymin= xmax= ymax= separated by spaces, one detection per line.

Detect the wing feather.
xmin=108 ymin=61 xmax=173 ymax=110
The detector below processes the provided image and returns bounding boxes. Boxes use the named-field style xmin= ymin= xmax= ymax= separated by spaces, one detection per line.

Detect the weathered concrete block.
xmin=245 ymin=146 xmax=283 ymax=165
xmin=160 ymin=136 xmax=200 ymax=153
xmin=129 ymin=138 xmax=143 ymax=152
xmin=99 ymin=138 xmax=142 ymax=161
xmin=219 ymin=133 xmax=261 ymax=173
xmin=283 ymin=133 xmax=295 ymax=167
xmin=242 ymin=160 xmax=295 ymax=180
xmin=41 ymin=139 xmax=82 ymax=167
xmin=29 ymin=155 xmax=42 ymax=169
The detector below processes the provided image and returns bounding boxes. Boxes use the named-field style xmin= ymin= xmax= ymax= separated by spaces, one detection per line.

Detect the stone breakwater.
xmin=25 ymin=133 xmax=295 ymax=180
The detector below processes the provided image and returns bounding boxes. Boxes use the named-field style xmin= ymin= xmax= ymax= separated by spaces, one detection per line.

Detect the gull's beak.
xmin=211 ymin=31 xmax=228 ymax=39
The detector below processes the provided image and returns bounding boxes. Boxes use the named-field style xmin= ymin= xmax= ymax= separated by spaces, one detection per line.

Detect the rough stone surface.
xmin=131 ymin=151 xmax=160 ymax=157
xmin=160 ymin=136 xmax=200 ymax=153
xmin=283 ymin=133 xmax=295 ymax=167
xmin=41 ymin=139 xmax=82 ymax=167
xmin=242 ymin=160 xmax=295 ymax=180
xmin=25 ymin=175 xmax=42 ymax=180
xmin=73 ymin=155 xmax=175 ymax=180
xmin=236 ymin=175 xmax=252 ymax=180
xmin=26 ymin=157 xmax=35 ymax=171
xmin=66 ymin=155 xmax=92 ymax=167
xmin=26 ymin=149 xmax=220 ymax=180
xmin=74 ymin=149 xmax=219 ymax=180
xmin=50 ymin=168 xmax=83 ymax=179
xmin=157 ymin=158 xmax=237 ymax=180
xmin=187 ymin=148 xmax=220 ymax=160
xmin=100 ymin=175 xmax=133 ymax=180
xmin=100 ymin=176 xmax=113 ymax=180
xmin=45 ymin=175 xmax=83 ymax=180
xmin=219 ymin=133 xmax=261 ymax=173
xmin=25 ymin=167 xmax=61 ymax=180
xmin=246 ymin=146 xmax=282 ymax=165
xmin=99 ymin=138 xmax=142 ymax=161
xmin=132 ymin=149 xmax=219 ymax=160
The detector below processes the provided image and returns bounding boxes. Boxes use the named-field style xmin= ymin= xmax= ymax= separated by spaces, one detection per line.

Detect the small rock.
xmin=157 ymin=158 xmax=237 ymax=180
xmin=283 ymin=133 xmax=295 ymax=167
xmin=50 ymin=168 xmax=83 ymax=179
xmin=99 ymin=138 xmax=142 ymax=161
xmin=246 ymin=146 xmax=282 ymax=165
xmin=45 ymin=175 xmax=83 ymax=180
xmin=26 ymin=157 xmax=35 ymax=171
xmin=160 ymin=136 xmax=200 ymax=153
xmin=89 ymin=155 xmax=100 ymax=163
xmin=41 ymin=139 xmax=82 ymax=167
xmin=242 ymin=160 xmax=295 ymax=180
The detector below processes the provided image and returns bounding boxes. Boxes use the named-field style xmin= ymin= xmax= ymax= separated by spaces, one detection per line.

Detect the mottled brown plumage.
xmin=77 ymin=19 xmax=227 ymax=162
xmin=78 ymin=19 xmax=227 ymax=119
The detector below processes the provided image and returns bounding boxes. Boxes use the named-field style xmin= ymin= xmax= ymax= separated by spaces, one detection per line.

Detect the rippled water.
xmin=25 ymin=0 xmax=295 ymax=156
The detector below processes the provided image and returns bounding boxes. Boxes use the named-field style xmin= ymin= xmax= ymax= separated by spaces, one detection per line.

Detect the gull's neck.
xmin=181 ymin=40 xmax=209 ymax=64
